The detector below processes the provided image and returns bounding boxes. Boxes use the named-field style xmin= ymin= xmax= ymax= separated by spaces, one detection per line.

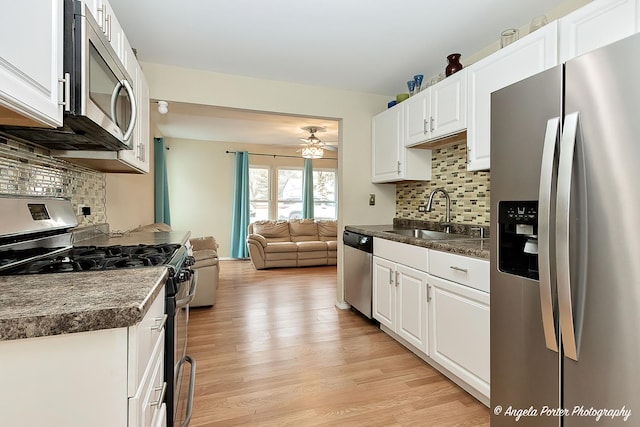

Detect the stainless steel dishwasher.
xmin=343 ymin=230 xmax=373 ymax=318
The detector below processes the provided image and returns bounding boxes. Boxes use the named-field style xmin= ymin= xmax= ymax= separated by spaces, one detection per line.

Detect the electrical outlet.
xmin=81 ymin=206 xmax=91 ymax=216
xmin=77 ymin=204 xmax=86 ymax=215
xmin=418 ymin=205 xmax=426 ymax=212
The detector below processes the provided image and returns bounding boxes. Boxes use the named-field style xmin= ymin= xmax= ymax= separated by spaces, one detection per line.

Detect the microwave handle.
xmin=110 ymin=80 xmax=137 ymax=143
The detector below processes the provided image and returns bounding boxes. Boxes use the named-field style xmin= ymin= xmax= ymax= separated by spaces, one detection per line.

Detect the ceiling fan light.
xmin=301 ymin=144 xmax=324 ymax=159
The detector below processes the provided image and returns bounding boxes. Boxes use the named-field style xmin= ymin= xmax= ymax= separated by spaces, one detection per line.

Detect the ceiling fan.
xmin=298 ymin=126 xmax=337 ymax=159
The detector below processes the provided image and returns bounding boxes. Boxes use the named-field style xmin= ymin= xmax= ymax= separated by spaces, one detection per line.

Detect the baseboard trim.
xmin=335 ymin=301 xmax=351 ymax=310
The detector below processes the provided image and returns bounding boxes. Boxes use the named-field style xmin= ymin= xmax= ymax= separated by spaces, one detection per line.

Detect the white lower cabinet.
xmin=372 ymin=237 xmax=490 ymax=405
xmin=429 ymin=274 xmax=490 ymax=400
xmin=0 ymin=287 xmax=166 ymax=427
xmin=373 ymin=256 xmax=429 ymax=354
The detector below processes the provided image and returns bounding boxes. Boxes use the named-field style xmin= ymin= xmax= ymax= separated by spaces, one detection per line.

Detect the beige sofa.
xmin=132 ymin=223 xmax=219 ymax=307
xmin=189 ymin=236 xmax=220 ymax=307
xmin=247 ymin=219 xmax=337 ymax=269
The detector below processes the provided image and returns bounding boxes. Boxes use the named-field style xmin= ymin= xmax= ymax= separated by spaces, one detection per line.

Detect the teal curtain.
xmin=302 ymin=158 xmax=314 ymax=219
xmin=230 ymin=151 xmax=250 ymax=258
xmin=154 ymin=137 xmax=171 ymax=226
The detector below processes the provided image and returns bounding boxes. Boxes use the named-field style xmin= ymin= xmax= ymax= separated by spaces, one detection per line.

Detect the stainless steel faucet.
xmin=426 ymin=187 xmax=451 ymax=232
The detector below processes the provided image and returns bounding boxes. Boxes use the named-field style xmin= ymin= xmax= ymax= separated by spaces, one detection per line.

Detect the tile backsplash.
xmin=0 ymin=136 xmax=106 ymax=226
xmin=396 ymin=143 xmax=490 ymax=225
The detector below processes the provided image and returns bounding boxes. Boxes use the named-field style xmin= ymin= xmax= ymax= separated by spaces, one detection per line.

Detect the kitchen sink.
xmin=384 ymin=228 xmax=472 ymax=240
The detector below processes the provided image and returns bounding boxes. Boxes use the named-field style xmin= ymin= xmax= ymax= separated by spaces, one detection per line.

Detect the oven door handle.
xmin=175 ymin=276 xmax=197 ymax=309
xmin=179 ymin=355 xmax=196 ymax=427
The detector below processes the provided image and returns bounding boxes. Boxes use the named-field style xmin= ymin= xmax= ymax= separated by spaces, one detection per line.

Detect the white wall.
xmin=105 ymin=144 xmax=155 ymax=232
xmin=166 ymin=139 xmax=339 ymax=257
xmin=142 ymin=62 xmax=391 ymax=305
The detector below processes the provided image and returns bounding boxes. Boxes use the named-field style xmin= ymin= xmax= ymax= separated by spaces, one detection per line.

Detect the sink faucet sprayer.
xmin=426 ymin=187 xmax=451 ymax=233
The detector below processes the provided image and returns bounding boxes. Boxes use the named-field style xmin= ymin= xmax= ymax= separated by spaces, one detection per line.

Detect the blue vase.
xmin=413 ymin=75 xmax=423 ymax=92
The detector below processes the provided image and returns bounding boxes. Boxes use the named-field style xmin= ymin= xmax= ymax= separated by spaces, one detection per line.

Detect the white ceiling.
xmin=151 ymin=102 xmax=340 ymax=148
xmin=108 ymin=0 xmax=567 ymax=146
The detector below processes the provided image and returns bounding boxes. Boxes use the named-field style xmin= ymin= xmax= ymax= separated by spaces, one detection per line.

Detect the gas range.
xmin=0 ymin=195 xmax=196 ymax=426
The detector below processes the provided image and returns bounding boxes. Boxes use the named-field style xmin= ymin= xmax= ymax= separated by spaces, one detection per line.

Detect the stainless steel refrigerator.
xmin=490 ymin=33 xmax=640 ymax=426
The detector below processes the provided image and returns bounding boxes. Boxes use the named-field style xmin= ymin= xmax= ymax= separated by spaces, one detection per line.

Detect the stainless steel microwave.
xmin=0 ymin=0 xmax=136 ymax=151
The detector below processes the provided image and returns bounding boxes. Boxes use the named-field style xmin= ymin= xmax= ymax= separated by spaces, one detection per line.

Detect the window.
xmin=312 ymin=169 xmax=336 ymax=220
xmin=249 ymin=165 xmax=337 ymax=221
xmin=277 ymin=168 xmax=303 ymax=220
xmin=249 ymin=167 xmax=270 ymax=221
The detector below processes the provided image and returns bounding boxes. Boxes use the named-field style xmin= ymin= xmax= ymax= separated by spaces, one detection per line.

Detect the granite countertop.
xmin=345 ymin=224 xmax=490 ymax=260
xmin=0 ymin=267 xmax=168 ymax=341
xmin=0 ymin=228 xmax=191 ymax=342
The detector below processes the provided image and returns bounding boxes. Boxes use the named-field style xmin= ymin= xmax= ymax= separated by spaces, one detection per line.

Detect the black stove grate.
xmin=0 ymin=243 xmax=184 ymax=275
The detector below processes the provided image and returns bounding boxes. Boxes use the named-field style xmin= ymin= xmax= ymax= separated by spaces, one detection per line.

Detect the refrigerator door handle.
xmin=556 ymin=112 xmax=580 ymax=361
xmin=538 ymin=117 xmax=560 ymax=353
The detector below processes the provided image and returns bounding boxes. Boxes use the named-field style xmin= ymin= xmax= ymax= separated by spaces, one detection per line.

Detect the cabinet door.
xmin=430 ymin=69 xmax=467 ymax=140
xmin=404 ymin=89 xmax=430 ymax=146
xmin=396 ymin=264 xmax=429 ymax=355
xmin=429 ymin=275 xmax=490 ymax=399
xmin=372 ymin=256 xmax=396 ymax=329
xmin=119 ymin=49 xmax=150 ymax=174
xmin=0 ymin=1 xmax=63 ymax=127
xmin=559 ymin=0 xmax=640 ymax=63
xmin=466 ymin=22 xmax=558 ymax=171
xmin=371 ymin=106 xmax=403 ymax=182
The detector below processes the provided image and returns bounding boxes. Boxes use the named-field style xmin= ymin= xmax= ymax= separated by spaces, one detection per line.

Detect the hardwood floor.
xmin=186 ymin=260 xmax=490 ymax=426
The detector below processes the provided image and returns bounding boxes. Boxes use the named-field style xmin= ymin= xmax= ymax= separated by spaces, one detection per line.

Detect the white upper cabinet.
xmin=119 ymin=53 xmax=150 ymax=174
xmin=404 ymin=90 xmax=430 ymax=147
xmin=404 ymin=69 xmax=467 ymax=147
xmin=429 ymin=69 xmax=467 ymax=141
xmin=0 ymin=1 xmax=64 ymax=127
xmin=88 ymin=0 xmax=126 ymax=62
xmin=371 ymin=105 xmax=432 ymax=183
xmin=466 ymin=22 xmax=558 ymax=171
xmin=559 ymin=0 xmax=640 ymax=63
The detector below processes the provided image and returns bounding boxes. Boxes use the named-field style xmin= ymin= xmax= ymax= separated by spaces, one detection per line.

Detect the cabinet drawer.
xmin=128 ymin=287 xmax=165 ymax=396
xmin=429 ymin=250 xmax=489 ymax=293
xmin=129 ymin=329 xmax=166 ymax=427
xmin=374 ymin=238 xmax=428 ymax=272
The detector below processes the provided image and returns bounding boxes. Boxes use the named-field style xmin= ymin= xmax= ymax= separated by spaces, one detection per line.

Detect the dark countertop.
xmin=0 ymin=267 xmax=168 ymax=341
xmin=0 ymin=229 xmax=190 ymax=342
xmin=345 ymin=224 xmax=490 ymax=260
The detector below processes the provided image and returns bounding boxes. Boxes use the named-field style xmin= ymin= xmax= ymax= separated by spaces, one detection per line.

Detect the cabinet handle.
xmin=395 ymin=271 xmax=399 ymax=287
xmin=59 ymin=73 xmax=70 ymax=111
xmin=427 ymin=284 xmax=431 ymax=302
xmin=430 ymin=116 xmax=435 ymax=133
xmin=397 ymin=161 xmax=401 ymax=174
xmin=105 ymin=14 xmax=112 ymax=42
xmin=150 ymin=382 xmax=167 ymax=408
xmin=389 ymin=270 xmax=393 ymax=285
xmin=97 ymin=5 xmax=106 ymax=31
xmin=423 ymin=118 xmax=428 ymax=134
xmin=449 ymin=265 xmax=468 ymax=273
xmin=151 ymin=314 xmax=168 ymax=331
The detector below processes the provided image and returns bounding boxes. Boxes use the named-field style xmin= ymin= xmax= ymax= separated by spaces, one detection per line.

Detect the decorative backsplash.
xmin=396 ymin=143 xmax=490 ymax=225
xmin=0 ymin=136 xmax=107 ymax=226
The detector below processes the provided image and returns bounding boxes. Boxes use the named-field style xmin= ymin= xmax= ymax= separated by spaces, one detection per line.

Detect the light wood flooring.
xmin=186 ymin=260 xmax=490 ymax=426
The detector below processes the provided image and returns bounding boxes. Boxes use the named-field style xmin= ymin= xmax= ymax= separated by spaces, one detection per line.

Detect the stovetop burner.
xmin=1 ymin=243 xmax=184 ymax=275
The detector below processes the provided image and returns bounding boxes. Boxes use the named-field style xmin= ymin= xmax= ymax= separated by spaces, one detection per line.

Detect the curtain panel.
xmin=230 ymin=151 xmax=250 ymax=258
xmin=302 ymin=158 xmax=314 ymax=219
xmin=154 ymin=137 xmax=171 ymax=225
